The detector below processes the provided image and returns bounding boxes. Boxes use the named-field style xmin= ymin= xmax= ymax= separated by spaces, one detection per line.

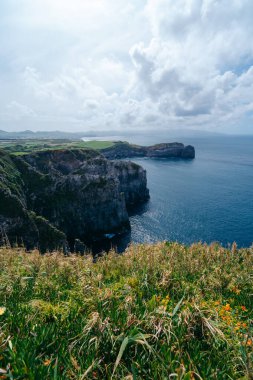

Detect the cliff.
xmin=0 ymin=149 xmax=149 ymax=252
xmin=101 ymin=142 xmax=195 ymax=159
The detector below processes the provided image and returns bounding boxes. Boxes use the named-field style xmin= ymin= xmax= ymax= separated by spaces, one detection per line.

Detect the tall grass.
xmin=0 ymin=242 xmax=252 ymax=379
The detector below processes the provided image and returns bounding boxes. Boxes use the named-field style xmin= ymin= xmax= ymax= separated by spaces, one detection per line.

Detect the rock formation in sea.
xmin=101 ymin=142 xmax=195 ymax=159
xmin=0 ymin=149 xmax=149 ymax=252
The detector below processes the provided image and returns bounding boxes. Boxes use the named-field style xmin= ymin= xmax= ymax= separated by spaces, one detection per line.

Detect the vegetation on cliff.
xmin=0 ymin=139 xmax=195 ymax=159
xmin=101 ymin=141 xmax=195 ymax=159
xmin=0 ymin=140 xmax=115 ymax=156
xmin=0 ymin=242 xmax=252 ymax=379
xmin=0 ymin=149 xmax=66 ymax=250
xmin=0 ymin=148 xmax=149 ymax=252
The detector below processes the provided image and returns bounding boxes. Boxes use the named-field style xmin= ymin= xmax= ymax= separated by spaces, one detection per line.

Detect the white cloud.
xmin=127 ymin=0 xmax=253 ymax=129
xmin=1 ymin=101 xmax=36 ymax=121
xmin=0 ymin=0 xmax=253 ymax=132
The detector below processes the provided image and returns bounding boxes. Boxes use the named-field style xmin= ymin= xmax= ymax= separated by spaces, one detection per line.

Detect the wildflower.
xmin=221 ymin=315 xmax=232 ymax=324
xmin=43 ymin=359 xmax=51 ymax=366
xmin=214 ymin=301 xmax=220 ymax=306
xmin=241 ymin=306 xmax=247 ymax=312
xmin=161 ymin=295 xmax=170 ymax=307
xmin=235 ymin=322 xmax=240 ymax=330
xmin=0 ymin=307 xmax=6 ymax=316
xmin=224 ymin=304 xmax=231 ymax=312
xmin=246 ymin=339 xmax=252 ymax=347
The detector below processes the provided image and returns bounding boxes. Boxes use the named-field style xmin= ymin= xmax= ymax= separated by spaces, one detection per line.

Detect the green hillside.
xmin=0 ymin=140 xmax=115 ymax=156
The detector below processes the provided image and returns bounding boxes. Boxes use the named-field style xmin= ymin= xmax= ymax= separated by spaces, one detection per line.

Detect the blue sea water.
xmin=113 ymin=134 xmax=253 ymax=249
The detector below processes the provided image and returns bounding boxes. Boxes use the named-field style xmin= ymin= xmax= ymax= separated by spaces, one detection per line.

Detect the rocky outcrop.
xmin=181 ymin=145 xmax=195 ymax=158
xmin=0 ymin=149 xmax=149 ymax=252
xmin=112 ymin=161 xmax=149 ymax=207
xmin=101 ymin=142 xmax=195 ymax=159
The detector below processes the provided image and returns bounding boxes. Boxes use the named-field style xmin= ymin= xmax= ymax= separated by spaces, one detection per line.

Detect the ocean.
xmin=86 ymin=134 xmax=253 ymax=250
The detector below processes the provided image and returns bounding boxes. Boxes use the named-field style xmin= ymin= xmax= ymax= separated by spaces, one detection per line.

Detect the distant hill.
xmin=0 ymin=129 xmax=85 ymax=140
xmin=0 ymin=128 xmax=223 ymax=141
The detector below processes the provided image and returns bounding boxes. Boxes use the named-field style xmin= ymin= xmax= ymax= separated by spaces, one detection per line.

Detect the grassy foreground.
xmin=0 ymin=242 xmax=252 ymax=379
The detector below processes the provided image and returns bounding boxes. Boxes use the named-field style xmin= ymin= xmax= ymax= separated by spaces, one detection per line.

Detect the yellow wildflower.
xmin=224 ymin=304 xmax=231 ymax=312
xmin=221 ymin=315 xmax=232 ymax=324
xmin=161 ymin=295 xmax=170 ymax=307
xmin=43 ymin=359 xmax=51 ymax=366
xmin=235 ymin=322 xmax=241 ymax=330
xmin=0 ymin=307 xmax=6 ymax=316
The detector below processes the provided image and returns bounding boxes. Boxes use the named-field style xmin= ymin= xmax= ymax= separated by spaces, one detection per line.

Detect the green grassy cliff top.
xmin=0 ymin=139 xmax=116 ymax=156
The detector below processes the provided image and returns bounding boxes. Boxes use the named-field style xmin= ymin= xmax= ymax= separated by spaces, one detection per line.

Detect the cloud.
xmin=128 ymin=0 xmax=253 ymax=129
xmin=0 ymin=0 xmax=253 ymax=132
xmin=1 ymin=101 xmax=36 ymax=122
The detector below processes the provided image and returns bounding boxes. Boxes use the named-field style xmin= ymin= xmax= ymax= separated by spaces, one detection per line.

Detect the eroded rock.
xmin=0 ymin=149 xmax=149 ymax=252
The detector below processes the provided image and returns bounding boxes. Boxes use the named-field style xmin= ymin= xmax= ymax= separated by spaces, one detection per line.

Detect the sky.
xmin=0 ymin=0 xmax=253 ymax=134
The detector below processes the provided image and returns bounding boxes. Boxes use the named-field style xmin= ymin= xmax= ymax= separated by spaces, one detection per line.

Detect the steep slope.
xmin=0 ymin=150 xmax=66 ymax=251
xmin=0 ymin=149 xmax=149 ymax=251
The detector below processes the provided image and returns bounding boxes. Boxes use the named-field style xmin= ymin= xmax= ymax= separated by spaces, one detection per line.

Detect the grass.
xmin=0 ymin=242 xmax=252 ymax=379
xmin=0 ymin=140 xmax=115 ymax=155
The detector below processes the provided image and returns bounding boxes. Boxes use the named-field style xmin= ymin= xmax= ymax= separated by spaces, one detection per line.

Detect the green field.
xmin=0 ymin=139 xmax=115 ymax=155
xmin=0 ymin=242 xmax=252 ymax=379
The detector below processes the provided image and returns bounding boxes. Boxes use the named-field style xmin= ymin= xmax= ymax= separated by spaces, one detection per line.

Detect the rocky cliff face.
xmin=112 ymin=161 xmax=149 ymax=207
xmin=0 ymin=150 xmax=66 ymax=251
xmin=101 ymin=142 xmax=195 ymax=159
xmin=0 ymin=149 xmax=149 ymax=252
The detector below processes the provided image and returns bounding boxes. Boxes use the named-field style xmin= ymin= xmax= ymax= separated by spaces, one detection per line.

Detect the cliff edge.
xmin=0 ymin=149 xmax=149 ymax=252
